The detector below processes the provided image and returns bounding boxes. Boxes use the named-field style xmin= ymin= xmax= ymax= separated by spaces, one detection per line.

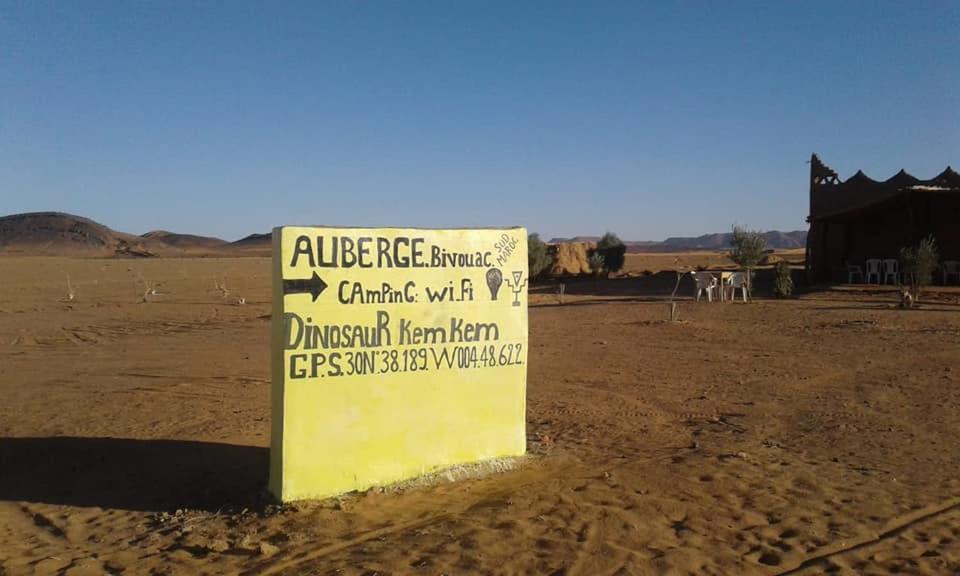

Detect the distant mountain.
xmin=549 ymin=230 xmax=807 ymax=253
xmin=0 ymin=212 xmax=162 ymax=257
xmin=142 ymin=230 xmax=228 ymax=249
xmin=548 ymin=236 xmax=602 ymax=243
xmin=0 ymin=212 xmax=264 ymax=257
xmin=548 ymin=236 xmax=661 ymax=249
xmin=0 ymin=212 xmax=807 ymax=258
xmin=227 ymin=232 xmax=271 ymax=255
xmin=656 ymin=230 xmax=806 ymax=252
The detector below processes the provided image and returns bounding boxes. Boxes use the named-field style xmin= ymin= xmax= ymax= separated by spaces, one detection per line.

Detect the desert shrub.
xmin=900 ymin=235 xmax=939 ymax=302
xmin=64 ymin=272 xmax=76 ymax=301
xmin=773 ymin=261 xmax=793 ymax=298
xmin=588 ymin=252 xmax=605 ymax=276
xmin=597 ymin=232 xmax=626 ymax=274
xmin=527 ymin=233 xmax=554 ymax=280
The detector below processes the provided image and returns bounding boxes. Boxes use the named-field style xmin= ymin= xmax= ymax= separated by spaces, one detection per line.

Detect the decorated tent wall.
xmin=806 ymin=154 xmax=960 ymax=283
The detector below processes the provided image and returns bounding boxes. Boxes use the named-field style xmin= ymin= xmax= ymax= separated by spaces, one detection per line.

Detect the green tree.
xmin=597 ymin=232 xmax=626 ymax=274
xmin=729 ymin=226 xmax=767 ymax=292
xmin=900 ymin=235 xmax=939 ymax=305
xmin=588 ymin=252 xmax=605 ymax=276
xmin=527 ymin=233 xmax=554 ymax=280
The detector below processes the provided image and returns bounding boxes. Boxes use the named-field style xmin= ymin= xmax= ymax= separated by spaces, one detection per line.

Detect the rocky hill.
xmin=0 ymin=212 xmax=162 ymax=257
xmin=226 ymin=233 xmax=271 ymax=255
xmin=0 ymin=212 xmax=260 ymax=257
xmin=656 ymin=230 xmax=806 ymax=252
xmin=141 ymin=230 xmax=228 ymax=249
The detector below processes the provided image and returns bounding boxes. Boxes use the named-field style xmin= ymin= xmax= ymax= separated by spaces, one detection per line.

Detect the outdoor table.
xmin=717 ymin=271 xmax=733 ymax=302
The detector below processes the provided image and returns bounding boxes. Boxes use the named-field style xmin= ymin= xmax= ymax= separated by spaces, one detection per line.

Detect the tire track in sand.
xmin=776 ymin=496 xmax=960 ymax=575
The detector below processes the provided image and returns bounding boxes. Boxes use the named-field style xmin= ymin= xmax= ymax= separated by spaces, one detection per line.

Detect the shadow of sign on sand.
xmin=0 ymin=437 xmax=268 ymax=512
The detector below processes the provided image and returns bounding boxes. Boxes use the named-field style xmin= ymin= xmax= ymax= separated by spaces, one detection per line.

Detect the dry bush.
xmin=63 ymin=272 xmax=75 ymax=302
xmin=215 ymin=278 xmax=245 ymax=305
xmin=134 ymin=271 xmax=160 ymax=303
xmin=669 ymin=256 xmax=690 ymax=321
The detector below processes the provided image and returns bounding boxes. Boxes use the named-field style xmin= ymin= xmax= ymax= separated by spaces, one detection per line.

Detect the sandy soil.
xmin=620 ymin=249 xmax=807 ymax=276
xmin=2 ymin=256 xmax=960 ymax=575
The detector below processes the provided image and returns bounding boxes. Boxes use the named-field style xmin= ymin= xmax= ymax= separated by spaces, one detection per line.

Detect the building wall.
xmin=808 ymin=192 xmax=960 ymax=283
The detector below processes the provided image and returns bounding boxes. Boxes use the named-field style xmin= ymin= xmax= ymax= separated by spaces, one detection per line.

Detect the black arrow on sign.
xmin=283 ymin=271 xmax=328 ymax=301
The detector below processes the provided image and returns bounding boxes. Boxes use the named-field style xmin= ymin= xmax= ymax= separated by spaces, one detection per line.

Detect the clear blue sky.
xmin=2 ymin=2 xmax=957 ymax=241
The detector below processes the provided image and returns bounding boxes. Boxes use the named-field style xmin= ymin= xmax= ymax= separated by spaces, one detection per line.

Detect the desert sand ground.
xmin=620 ymin=250 xmax=807 ymax=276
xmin=3 ymin=256 xmax=960 ymax=575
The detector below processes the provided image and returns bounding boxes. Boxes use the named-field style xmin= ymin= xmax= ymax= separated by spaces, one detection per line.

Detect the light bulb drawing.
xmin=486 ymin=268 xmax=503 ymax=301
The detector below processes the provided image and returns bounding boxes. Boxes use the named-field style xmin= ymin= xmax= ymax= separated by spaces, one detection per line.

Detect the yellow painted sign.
xmin=269 ymin=226 xmax=528 ymax=501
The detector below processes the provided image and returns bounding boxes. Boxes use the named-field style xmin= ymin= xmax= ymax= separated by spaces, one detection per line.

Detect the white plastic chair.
xmin=725 ymin=271 xmax=749 ymax=302
xmin=692 ymin=271 xmax=718 ymax=302
xmin=943 ymin=261 xmax=960 ymax=284
xmin=865 ymin=259 xmax=882 ymax=284
xmin=847 ymin=264 xmax=864 ymax=283
xmin=882 ymin=259 xmax=899 ymax=284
